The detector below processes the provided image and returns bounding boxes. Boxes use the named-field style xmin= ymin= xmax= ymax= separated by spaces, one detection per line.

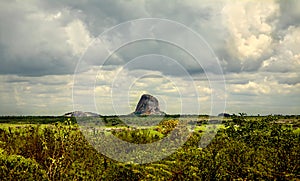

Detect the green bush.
xmin=113 ymin=129 xmax=165 ymax=144
xmin=0 ymin=153 xmax=48 ymax=180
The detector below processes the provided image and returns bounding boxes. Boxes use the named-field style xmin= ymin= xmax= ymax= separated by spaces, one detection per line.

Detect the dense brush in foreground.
xmin=0 ymin=116 xmax=299 ymax=180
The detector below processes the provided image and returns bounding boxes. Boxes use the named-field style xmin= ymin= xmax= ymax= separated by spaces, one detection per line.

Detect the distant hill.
xmin=64 ymin=111 xmax=100 ymax=117
xmin=218 ymin=113 xmax=231 ymax=117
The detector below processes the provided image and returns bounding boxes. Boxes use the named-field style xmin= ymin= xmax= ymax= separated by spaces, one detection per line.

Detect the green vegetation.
xmin=0 ymin=115 xmax=299 ymax=180
xmin=0 ymin=116 xmax=77 ymax=124
xmin=0 ymin=152 xmax=48 ymax=180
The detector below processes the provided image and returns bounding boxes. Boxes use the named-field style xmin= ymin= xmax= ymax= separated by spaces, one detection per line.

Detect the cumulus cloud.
xmin=65 ymin=19 xmax=92 ymax=56
xmin=221 ymin=0 xmax=279 ymax=72
xmin=0 ymin=0 xmax=299 ymax=115
xmin=261 ymin=26 xmax=300 ymax=73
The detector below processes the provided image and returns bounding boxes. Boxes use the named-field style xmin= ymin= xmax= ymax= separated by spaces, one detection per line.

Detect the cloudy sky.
xmin=0 ymin=0 xmax=299 ymax=116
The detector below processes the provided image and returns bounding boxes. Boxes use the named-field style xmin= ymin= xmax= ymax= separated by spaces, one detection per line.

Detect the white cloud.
xmin=261 ymin=26 xmax=300 ymax=72
xmin=65 ymin=19 xmax=93 ymax=56
xmin=229 ymin=76 xmax=300 ymax=96
xmin=222 ymin=0 xmax=279 ymax=70
xmin=230 ymin=81 xmax=270 ymax=95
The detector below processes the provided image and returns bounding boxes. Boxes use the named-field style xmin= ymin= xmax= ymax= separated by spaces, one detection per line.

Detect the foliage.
xmin=0 ymin=152 xmax=48 ymax=180
xmin=0 ymin=116 xmax=77 ymax=124
xmin=0 ymin=115 xmax=299 ymax=180
xmin=113 ymin=129 xmax=165 ymax=144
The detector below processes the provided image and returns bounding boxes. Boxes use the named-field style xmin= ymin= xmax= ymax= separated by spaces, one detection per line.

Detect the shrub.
xmin=0 ymin=152 xmax=48 ymax=180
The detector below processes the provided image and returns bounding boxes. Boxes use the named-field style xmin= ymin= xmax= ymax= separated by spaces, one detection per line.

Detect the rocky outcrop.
xmin=134 ymin=94 xmax=165 ymax=115
xmin=65 ymin=94 xmax=165 ymax=117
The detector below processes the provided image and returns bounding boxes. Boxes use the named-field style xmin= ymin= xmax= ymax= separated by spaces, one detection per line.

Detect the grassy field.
xmin=0 ymin=115 xmax=299 ymax=180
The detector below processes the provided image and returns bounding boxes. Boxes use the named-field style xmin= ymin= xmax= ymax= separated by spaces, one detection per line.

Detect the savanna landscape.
xmin=1 ymin=0 xmax=300 ymax=180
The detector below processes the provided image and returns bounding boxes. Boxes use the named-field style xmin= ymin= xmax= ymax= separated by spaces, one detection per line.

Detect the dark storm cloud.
xmin=216 ymin=49 xmax=242 ymax=73
xmin=41 ymin=0 xmax=214 ymax=35
xmin=277 ymin=0 xmax=300 ymax=30
xmin=0 ymin=0 xmax=222 ymax=77
xmin=105 ymin=39 xmax=205 ymax=76
xmin=0 ymin=1 xmax=79 ymax=76
xmin=37 ymin=0 xmax=149 ymax=36
xmin=1 ymin=0 xmax=298 ymax=78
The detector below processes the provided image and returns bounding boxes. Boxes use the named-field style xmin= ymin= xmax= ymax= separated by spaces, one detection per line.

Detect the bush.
xmin=0 ymin=152 xmax=48 ymax=180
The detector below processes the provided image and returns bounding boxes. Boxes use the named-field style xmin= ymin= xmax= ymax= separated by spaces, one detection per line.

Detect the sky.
xmin=0 ymin=0 xmax=299 ymax=116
